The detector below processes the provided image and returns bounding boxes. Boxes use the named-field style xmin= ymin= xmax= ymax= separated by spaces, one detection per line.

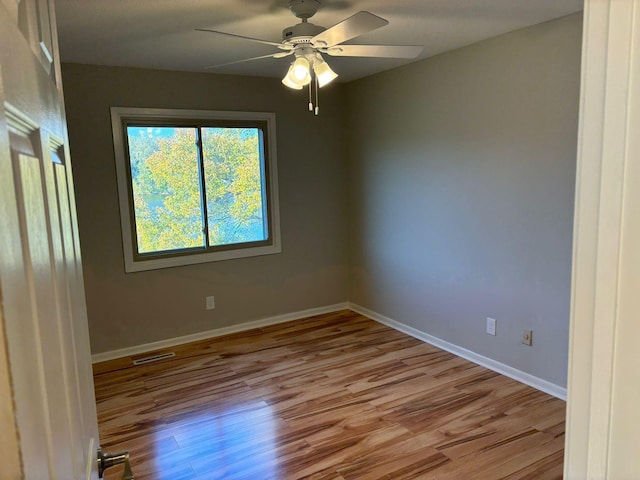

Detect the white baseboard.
xmin=93 ymin=301 xmax=567 ymax=401
xmin=91 ymin=302 xmax=350 ymax=364
xmin=348 ymin=302 xmax=567 ymax=401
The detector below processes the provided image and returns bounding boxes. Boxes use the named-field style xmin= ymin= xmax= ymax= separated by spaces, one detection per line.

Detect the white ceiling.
xmin=54 ymin=0 xmax=583 ymax=83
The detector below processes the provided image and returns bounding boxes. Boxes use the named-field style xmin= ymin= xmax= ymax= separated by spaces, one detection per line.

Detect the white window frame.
xmin=110 ymin=107 xmax=281 ymax=273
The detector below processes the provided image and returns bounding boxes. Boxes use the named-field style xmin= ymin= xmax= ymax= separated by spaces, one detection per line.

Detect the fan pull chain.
xmin=315 ymin=75 xmax=319 ymax=115
xmin=308 ymin=81 xmax=313 ymax=112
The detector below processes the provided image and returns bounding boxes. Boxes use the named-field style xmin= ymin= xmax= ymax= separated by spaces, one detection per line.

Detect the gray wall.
xmin=346 ymin=13 xmax=582 ymax=387
xmin=63 ymin=13 xmax=581 ymax=388
xmin=62 ymin=64 xmax=349 ymax=354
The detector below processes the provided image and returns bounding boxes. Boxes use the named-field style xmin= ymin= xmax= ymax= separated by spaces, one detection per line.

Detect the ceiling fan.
xmin=197 ymin=0 xmax=423 ymax=115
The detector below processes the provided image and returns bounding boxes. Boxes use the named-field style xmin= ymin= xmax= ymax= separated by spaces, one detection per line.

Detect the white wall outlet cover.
xmin=206 ymin=296 xmax=215 ymax=310
xmin=486 ymin=317 xmax=497 ymax=336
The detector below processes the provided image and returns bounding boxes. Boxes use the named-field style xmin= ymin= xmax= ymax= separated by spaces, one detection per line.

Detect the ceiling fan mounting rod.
xmin=289 ymin=0 xmax=320 ymax=20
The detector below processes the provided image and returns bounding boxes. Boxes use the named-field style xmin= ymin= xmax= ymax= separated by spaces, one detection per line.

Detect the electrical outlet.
xmin=486 ymin=317 xmax=497 ymax=336
xmin=522 ymin=329 xmax=533 ymax=346
xmin=206 ymin=296 xmax=215 ymax=310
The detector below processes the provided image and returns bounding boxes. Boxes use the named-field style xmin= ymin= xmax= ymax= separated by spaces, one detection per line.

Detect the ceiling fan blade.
xmin=195 ymin=28 xmax=291 ymax=50
xmin=324 ymin=44 xmax=423 ymax=59
xmin=311 ymin=11 xmax=388 ymax=48
xmin=204 ymin=51 xmax=293 ymax=69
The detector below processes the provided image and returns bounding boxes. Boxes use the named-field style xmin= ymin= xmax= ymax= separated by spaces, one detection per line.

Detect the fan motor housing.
xmin=282 ymin=22 xmax=325 ymax=44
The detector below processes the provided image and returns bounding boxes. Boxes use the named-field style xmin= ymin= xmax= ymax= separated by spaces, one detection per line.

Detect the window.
xmin=110 ymin=108 xmax=280 ymax=272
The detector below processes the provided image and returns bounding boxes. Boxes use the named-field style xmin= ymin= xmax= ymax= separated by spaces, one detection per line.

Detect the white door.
xmin=0 ymin=1 xmax=100 ymax=479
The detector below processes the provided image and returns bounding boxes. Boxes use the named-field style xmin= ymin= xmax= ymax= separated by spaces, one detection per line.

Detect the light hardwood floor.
xmin=93 ymin=310 xmax=565 ymax=480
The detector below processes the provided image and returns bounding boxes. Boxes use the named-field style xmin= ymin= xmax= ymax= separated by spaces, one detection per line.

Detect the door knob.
xmin=97 ymin=448 xmax=134 ymax=480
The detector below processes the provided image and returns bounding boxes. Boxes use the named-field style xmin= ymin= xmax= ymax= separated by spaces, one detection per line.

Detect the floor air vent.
xmin=133 ymin=352 xmax=175 ymax=365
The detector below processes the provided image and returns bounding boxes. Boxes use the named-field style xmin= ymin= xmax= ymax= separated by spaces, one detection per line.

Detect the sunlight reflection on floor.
xmin=154 ymin=401 xmax=280 ymax=479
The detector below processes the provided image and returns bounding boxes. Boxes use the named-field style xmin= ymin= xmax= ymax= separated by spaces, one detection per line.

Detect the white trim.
xmin=109 ymin=107 xmax=281 ymax=273
xmin=91 ymin=303 xmax=349 ymax=363
xmin=348 ymin=303 xmax=567 ymax=401
xmin=564 ymin=0 xmax=640 ymax=478
xmin=48 ymin=133 xmax=63 ymax=151
xmin=85 ymin=437 xmax=94 ymax=480
xmin=94 ymin=301 xmax=568 ymax=400
xmin=4 ymin=101 xmax=39 ymax=135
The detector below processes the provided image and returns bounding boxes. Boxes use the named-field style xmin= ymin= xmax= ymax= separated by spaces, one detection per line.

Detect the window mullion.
xmin=195 ymin=127 xmax=210 ymax=249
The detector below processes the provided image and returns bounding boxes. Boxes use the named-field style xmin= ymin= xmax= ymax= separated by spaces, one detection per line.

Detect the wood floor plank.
xmin=94 ymin=310 xmax=565 ymax=479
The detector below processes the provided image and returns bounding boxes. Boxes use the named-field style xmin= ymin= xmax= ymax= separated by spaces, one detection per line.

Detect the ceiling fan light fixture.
xmin=282 ymin=65 xmax=304 ymax=89
xmin=282 ymin=76 xmax=303 ymax=90
xmin=281 ymin=57 xmax=311 ymax=89
xmin=314 ymin=58 xmax=338 ymax=87
xmin=291 ymin=56 xmax=311 ymax=83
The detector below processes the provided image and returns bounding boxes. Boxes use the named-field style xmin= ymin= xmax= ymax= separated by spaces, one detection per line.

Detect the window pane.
xmin=127 ymin=126 xmax=204 ymax=254
xmin=201 ymin=127 xmax=267 ymax=246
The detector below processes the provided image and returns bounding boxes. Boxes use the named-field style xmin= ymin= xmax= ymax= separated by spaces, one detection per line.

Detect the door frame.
xmin=564 ymin=0 xmax=640 ymax=478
